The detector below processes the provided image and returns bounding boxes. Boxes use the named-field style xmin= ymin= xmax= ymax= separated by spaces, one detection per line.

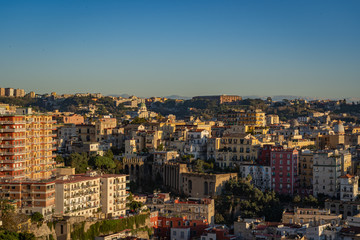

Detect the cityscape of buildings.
xmin=0 ymin=90 xmax=360 ymax=239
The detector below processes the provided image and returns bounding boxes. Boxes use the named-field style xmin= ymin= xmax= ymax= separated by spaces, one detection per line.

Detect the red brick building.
xmin=270 ymin=149 xmax=299 ymax=195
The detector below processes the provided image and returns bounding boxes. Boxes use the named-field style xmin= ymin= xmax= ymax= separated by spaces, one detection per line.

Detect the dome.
xmin=334 ymin=121 xmax=345 ymax=134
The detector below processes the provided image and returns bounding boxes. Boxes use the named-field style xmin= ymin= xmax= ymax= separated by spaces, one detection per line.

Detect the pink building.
xmin=271 ymin=149 xmax=299 ymax=195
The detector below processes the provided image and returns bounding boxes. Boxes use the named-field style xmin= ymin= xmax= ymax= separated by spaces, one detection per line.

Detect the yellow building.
xmin=218 ymin=109 xmax=265 ymax=126
xmin=215 ymin=133 xmax=260 ymax=168
xmin=299 ymin=150 xmax=313 ymax=194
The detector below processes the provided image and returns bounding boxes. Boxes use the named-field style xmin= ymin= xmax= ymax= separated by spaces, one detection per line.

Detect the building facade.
xmin=0 ymin=179 xmax=55 ymax=218
xmin=313 ymin=151 xmax=342 ymax=198
xmin=100 ymin=174 xmax=129 ymax=218
xmin=271 ymin=149 xmax=299 ymax=195
xmin=0 ymin=112 xmax=56 ymax=180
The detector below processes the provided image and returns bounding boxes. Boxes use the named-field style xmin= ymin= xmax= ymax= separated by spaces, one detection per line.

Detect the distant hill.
xmin=164 ymin=95 xmax=191 ymax=100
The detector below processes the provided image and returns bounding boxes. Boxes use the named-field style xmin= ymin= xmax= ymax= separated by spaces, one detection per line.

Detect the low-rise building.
xmin=181 ymin=172 xmax=237 ymax=198
xmin=282 ymin=207 xmax=342 ymax=226
xmin=171 ymin=228 xmax=191 ymax=240
xmin=0 ymin=179 xmax=55 ymax=218
xmin=147 ymin=198 xmax=215 ymax=225
xmin=325 ymin=199 xmax=360 ymax=219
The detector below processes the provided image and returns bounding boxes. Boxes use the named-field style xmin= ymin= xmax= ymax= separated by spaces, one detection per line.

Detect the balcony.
xmin=0 ymin=121 xmax=26 ymax=124
xmin=0 ymin=129 xmax=26 ymax=133
xmin=0 ymin=166 xmax=26 ymax=171
xmin=0 ymin=151 xmax=29 ymax=156
xmin=0 ymin=144 xmax=26 ymax=148
xmin=0 ymin=136 xmax=25 ymax=140
xmin=0 ymin=159 xmax=26 ymax=163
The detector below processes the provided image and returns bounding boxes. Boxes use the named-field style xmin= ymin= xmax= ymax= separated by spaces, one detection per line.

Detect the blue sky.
xmin=0 ymin=0 xmax=359 ymax=98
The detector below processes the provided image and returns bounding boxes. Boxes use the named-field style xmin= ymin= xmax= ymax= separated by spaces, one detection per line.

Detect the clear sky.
xmin=0 ymin=0 xmax=359 ymax=98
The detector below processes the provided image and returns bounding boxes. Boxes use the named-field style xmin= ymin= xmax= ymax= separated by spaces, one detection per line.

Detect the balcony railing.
xmin=0 ymin=121 xmax=26 ymax=124
xmin=0 ymin=128 xmax=26 ymax=133
xmin=0 ymin=144 xmax=26 ymax=148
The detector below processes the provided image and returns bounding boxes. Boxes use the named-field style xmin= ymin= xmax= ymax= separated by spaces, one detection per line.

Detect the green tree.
xmin=156 ymin=144 xmax=164 ymax=151
xmin=131 ymin=117 xmax=147 ymax=124
xmin=215 ymin=213 xmax=225 ymax=224
xmin=66 ymin=152 xmax=90 ymax=173
xmin=89 ymin=155 xmax=116 ymax=173
xmin=194 ymin=160 xmax=204 ymax=173
xmin=55 ymin=155 xmax=65 ymax=163
xmin=30 ymin=212 xmax=44 ymax=223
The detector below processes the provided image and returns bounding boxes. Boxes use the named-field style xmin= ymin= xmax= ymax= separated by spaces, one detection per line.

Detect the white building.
xmin=171 ymin=228 xmax=190 ymax=240
xmin=100 ymin=174 xmax=129 ymax=218
xmin=305 ymin=224 xmax=337 ymax=240
xmin=239 ymin=163 xmax=271 ymax=191
xmin=184 ymin=130 xmax=209 ymax=160
xmin=313 ymin=151 xmax=342 ymax=198
xmin=340 ymin=174 xmax=359 ymax=202
xmin=55 ymin=172 xmax=101 ymax=217
xmin=55 ymin=172 xmax=129 ymax=218
xmin=347 ymin=214 xmax=360 ymax=227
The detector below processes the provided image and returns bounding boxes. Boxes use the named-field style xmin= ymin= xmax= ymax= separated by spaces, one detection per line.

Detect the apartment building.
xmin=147 ymin=198 xmax=215 ymax=225
xmin=299 ymin=150 xmax=313 ymax=195
xmin=76 ymin=124 xmax=96 ymax=142
xmin=217 ymin=109 xmax=265 ymax=126
xmin=0 ymin=179 xmax=55 ymax=218
xmin=0 ymin=111 xmax=56 ymax=180
xmin=153 ymin=151 xmax=178 ymax=165
xmin=215 ymin=133 xmax=260 ymax=168
xmin=313 ymin=151 xmax=342 ymax=198
xmin=340 ymin=174 xmax=359 ymax=202
xmin=325 ymin=200 xmax=360 ymax=219
xmin=55 ymin=173 xmax=101 ymax=217
xmin=62 ymin=114 xmax=84 ymax=125
xmin=55 ymin=172 xmax=130 ymax=218
xmin=0 ymin=88 xmax=5 ymax=97
xmin=5 ymin=88 xmax=14 ymax=97
xmin=14 ymin=89 xmax=25 ymax=97
xmin=184 ymin=129 xmax=209 ymax=160
xmin=100 ymin=174 xmax=129 ymax=218
xmin=271 ymin=148 xmax=299 ymax=195
xmin=95 ymin=117 xmax=117 ymax=142
xmin=239 ymin=163 xmax=271 ymax=191
xmin=282 ymin=207 xmax=342 ymax=226
xmin=266 ymin=114 xmax=280 ymax=125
